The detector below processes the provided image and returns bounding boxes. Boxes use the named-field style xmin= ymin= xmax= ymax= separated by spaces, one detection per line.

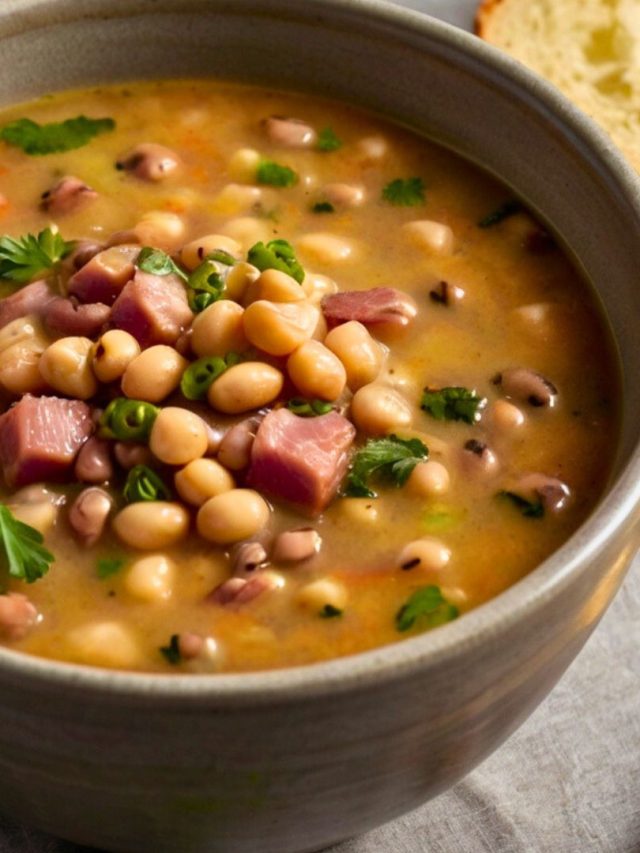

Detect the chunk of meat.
xmin=40 ymin=175 xmax=97 ymax=216
xmin=110 ymin=269 xmax=193 ymax=348
xmin=0 ymin=593 xmax=38 ymax=641
xmin=247 ymin=408 xmax=356 ymax=514
xmin=0 ymin=281 xmax=56 ymax=331
xmin=0 ymin=395 xmax=93 ymax=487
xmin=45 ymin=297 xmax=110 ymax=338
xmin=68 ymin=245 xmax=140 ymax=305
xmin=321 ymin=287 xmax=417 ymax=331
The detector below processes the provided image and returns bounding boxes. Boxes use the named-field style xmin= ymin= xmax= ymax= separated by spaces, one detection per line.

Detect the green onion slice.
xmin=123 ymin=465 xmax=172 ymax=503
xmin=99 ymin=398 xmax=160 ymax=442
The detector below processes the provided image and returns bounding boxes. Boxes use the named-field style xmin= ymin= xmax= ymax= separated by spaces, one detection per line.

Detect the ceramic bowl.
xmin=0 ymin=2 xmax=639 ymax=851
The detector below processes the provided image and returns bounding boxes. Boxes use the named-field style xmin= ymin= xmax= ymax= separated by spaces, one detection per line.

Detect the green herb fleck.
xmin=478 ymin=199 xmax=523 ymax=228
xmin=256 ymin=159 xmax=298 ymax=187
xmin=317 ymin=127 xmax=342 ymax=152
xmin=499 ymin=490 xmax=544 ymax=519
xmin=247 ymin=238 xmax=305 ymax=284
xmin=137 ymin=246 xmax=188 ymax=282
xmin=420 ymin=387 xmax=485 ymax=424
xmin=382 ymin=177 xmax=425 ymax=206
xmin=0 ymin=115 xmax=115 ymax=156
xmin=312 ymin=201 xmax=335 ymax=214
xmin=99 ymin=398 xmax=160 ymax=442
xmin=395 ymin=585 xmax=458 ymax=633
xmin=0 ymin=227 xmax=73 ymax=284
xmin=286 ymin=398 xmax=334 ymax=417
xmin=160 ymin=634 xmax=182 ymax=665
xmin=344 ymin=435 xmax=428 ymax=499
xmin=0 ymin=505 xmax=54 ymax=584
xmin=123 ymin=465 xmax=172 ymax=503
xmin=422 ymin=505 xmax=466 ymax=534
xmin=96 ymin=557 xmax=125 ymax=580
xmin=186 ymin=249 xmax=236 ymax=313
xmin=180 ymin=353 xmax=240 ymax=400
xmin=320 ymin=604 xmax=343 ymax=618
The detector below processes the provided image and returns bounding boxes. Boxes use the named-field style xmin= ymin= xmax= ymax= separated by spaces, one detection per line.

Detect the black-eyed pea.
xmin=124 ymin=554 xmax=175 ymax=602
xmin=243 ymin=300 xmax=321 ymax=356
xmin=217 ymin=418 xmax=259 ymax=470
xmin=179 ymin=234 xmax=242 ymax=271
xmin=8 ymin=486 xmax=60 ymax=535
xmin=228 ymin=148 xmax=261 ymax=182
xmin=75 ymin=437 xmax=113 ymax=484
xmin=491 ymin=399 xmax=526 ymax=432
xmin=65 ymin=621 xmax=142 ymax=668
xmin=462 ymin=440 xmax=500 ymax=478
xmin=114 ymin=442 xmax=153 ymax=470
xmin=39 ymin=336 xmax=98 ymax=399
xmin=302 ymin=272 xmax=339 ymax=305
xmin=403 ymin=220 xmax=455 ymax=255
xmin=221 ymin=217 xmax=272 ymax=251
xmin=351 ymin=383 xmax=412 ymax=435
xmin=397 ymin=537 xmax=451 ymax=572
xmin=262 ymin=116 xmax=317 ymax=148
xmin=0 ymin=593 xmax=38 ymax=641
xmin=191 ymin=300 xmax=249 ymax=358
xmin=408 ymin=460 xmax=450 ymax=498
xmin=121 ymin=345 xmax=188 ymax=402
xmin=297 ymin=233 xmax=354 ymax=264
xmin=69 ymin=487 xmax=113 ymax=546
xmin=287 ymin=340 xmax=346 ymax=400
xmin=116 ymin=143 xmax=181 ymax=182
xmin=0 ymin=315 xmax=49 ymax=395
xmin=113 ymin=502 xmax=190 ymax=550
xmin=182 ymin=635 xmax=220 ymax=671
xmin=495 ymin=368 xmax=557 ymax=408
xmin=134 ymin=211 xmax=185 ymax=250
xmin=210 ymin=184 xmax=263 ymax=216
xmin=208 ymin=362 xmax=283 ymax=415
xmin=244 ymin=269 xmax=305 ymax=305
xmin=324 ymin=321 xmax=385 ymax=391
xmin=92 ymin=329 xmax=140 ymax=383
xmin=197 ymin=489 xmax=270 ymax=545
xmin=225 ymin=261 xmax=261 ymax=303
xmin=175 ymin=458 xmax=236 ymax=507
xmin=321 ymin=183 xmax=365 ymax=208
xmin=338 ymin=497 xmax=379 ymax=524
xmin=149 ymin=408 xmax=208 ymax=466
xmin=272 ymin=528 xmax=321 ymax=563
xmin=356 ymin=135 xmax=388 ymax=162
xmin=296 ymin=578 xmax=347 ymax=613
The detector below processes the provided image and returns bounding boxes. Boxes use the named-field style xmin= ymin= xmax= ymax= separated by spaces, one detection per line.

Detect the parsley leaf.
xmin=137 ymin=246 xmax=188 ymax=282
xmin=160 ymin=634 xmax=182 ymax=665
xmin=0 ymin=115 xmax=115 ymax=156
xmin=256 ymin=159 xmax=298 ymax=187
xmin=0 ymin=227 xmax=73 ymax=284
xmin=344 ymin=435 xmax=428 ymax=498
xmin=312 ymin=201 xmax=335 ymax=214
xmin=421 ymin=386 xmax=485 ymax=424
xmin=499 ymin=491 xmax=544 ymax=519
xmin=317 ymin=127 xmax=342 ymax=152
xmin=96 ymin=557 xmax=125 ymax=580
xmin=395 ymin=585 xmax=458 ymax=632
xmin=0 ymin=505 xmax=54 ymax=584
xmin=320 ymin=604 xmax=343 ymax=618
xmin=247 ymin=238 xmax=305 ymax=284
xmin=478 ymin=199 xmax=522 ymax=228
xmin=382 ymin=177 xmax=425 ymax=206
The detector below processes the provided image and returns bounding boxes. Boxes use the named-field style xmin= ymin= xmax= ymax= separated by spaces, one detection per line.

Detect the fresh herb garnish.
xmin=99 ymin=398 xmax=160 ymax=442
xmin=312 ymin=201 xmax=335 ymax=214
xmin=499 ymin=490 xmax=544 ymax=519
xmin=422 ymin=505 xmax=465 ymax=534
xmin=395 ymin=585 xmax=458 ymax=632
xmin=123 ymin=465 xmax=172 ymax=503
xmin=344 ymin=435 xmax=429 ymax=498
xmin=0 ymin=505 xmax=54 ymax=583
xmin=256 ymin=159 xmax=298 ymax=187
xmin=186 ymin=249 xmax=236 ymax=313
xmin=317 ymin=127 xmax=342 ymax=152
xmin=96 ymin=557 xmax=125 ymax=580
xmin=320 ymin=604 xmax=343 ymax=618
xmin=0 ymin=227 xmax=73 ymax=284
xmin=180 ymin=353 xmax=240 ymax=400
xmin=137 ymin=246 xmax=188 ymax=282
xmin=420 ymin=387 xmax=485 ymax=424
xmin=382 ymin=177 xmax=425 ymax=206
xmin=478 ymin=199 xmax=523 ymax=228
xmin=0 ymin=115 xmax=115 ymax=156
xmin=247 ymin=238 xmax=305 ymax=284
xmin=286 ymin=398 xmax=334 ymax=417
xmin=160 ymin=634 xmax=182 ymax=665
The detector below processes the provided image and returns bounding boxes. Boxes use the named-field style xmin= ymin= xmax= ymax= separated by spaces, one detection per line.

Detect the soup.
xmin=0 ymin=80 xmax=619 ymax=672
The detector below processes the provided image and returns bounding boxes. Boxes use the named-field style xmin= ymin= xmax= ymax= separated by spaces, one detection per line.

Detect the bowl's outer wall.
xmin=0 ymin=2 xmax=640 ymax=852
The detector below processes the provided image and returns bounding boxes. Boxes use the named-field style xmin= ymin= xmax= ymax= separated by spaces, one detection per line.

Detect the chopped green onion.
xmin=123 ymin=465 xmax=172 ymax=503
xmin=186 ymin=250 xmax=236 ymax=313
xmin=99 ymin=398 xmax=160 ymax=442
xmin=180 ymin=352 xmax=240 ymax=400
xmin=286 ymin=398 xmax=335 ymax=417
xmin=247 ymin=239 xmax=305 ymax=284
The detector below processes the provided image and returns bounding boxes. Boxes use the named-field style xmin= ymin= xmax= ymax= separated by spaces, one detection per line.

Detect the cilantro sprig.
xmin=382 ymin=177 xmax=425 ymax=206
xmin=256 ymin=159 xmax=298 ymax=187
xmin=344 ymin=435 xmax=428 ymax=498
xmin=0 ymin=227 xmax=73 ymax=284
xmin=317 ymin=127 xmax=342 ymax=152
xmin=0 ymin=505 xmax=54 ymax=584
xmin=420 ymin=386 xmax=485 ymax=424
xmin=395 ymin=585 xmax=458 ymax=632
xmin=97 ymin=557 xmax=125 ymax=580
xmin=137 ymin=246 xmax=188 ymax=282
xmin=0 ymin=115 xmax=115 ymax=156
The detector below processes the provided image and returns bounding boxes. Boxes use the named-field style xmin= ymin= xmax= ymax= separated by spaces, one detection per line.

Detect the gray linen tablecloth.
xmin=1 ymin=1 xmax=639 ymax=850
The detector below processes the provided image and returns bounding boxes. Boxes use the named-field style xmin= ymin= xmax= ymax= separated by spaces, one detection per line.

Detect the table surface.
xmin=2 ymin=2 xmax=639 ymax=851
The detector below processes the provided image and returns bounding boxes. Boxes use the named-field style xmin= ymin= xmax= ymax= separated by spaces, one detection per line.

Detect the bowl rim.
xmin=1 ymin=0 xmax=640 ymax=704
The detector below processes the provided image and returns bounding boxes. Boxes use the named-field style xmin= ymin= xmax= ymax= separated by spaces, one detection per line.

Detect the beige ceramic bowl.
xmin=1 ymin=1 xmax=640 ymax=851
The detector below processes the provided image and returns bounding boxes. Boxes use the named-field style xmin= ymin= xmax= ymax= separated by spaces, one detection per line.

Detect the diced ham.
xmin=40 ymin=175 xmax=97 ymax=216
xmin=45 ymin=297 xmax=110 ymax=338
xmin=321 ymin=287 xmax=417 ymax=330
xmin=0 ymin=395 xmax=93 ymax=487
xmin=67 ymin=244 xmax=139 ymax=305
xmin=0 ymin=593 xmax=38 ymax=641
xmin=246 ymin=408 xmax=356 ymax=514
xmin=110 ymin=269 xmax=193 ymax=348
xmin=0 ymin=281 xmax=56 ymax=331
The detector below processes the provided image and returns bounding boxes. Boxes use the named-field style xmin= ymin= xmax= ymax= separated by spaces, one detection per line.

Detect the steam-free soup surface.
xmin=0 ymin=80 xmax=619 ymax=672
